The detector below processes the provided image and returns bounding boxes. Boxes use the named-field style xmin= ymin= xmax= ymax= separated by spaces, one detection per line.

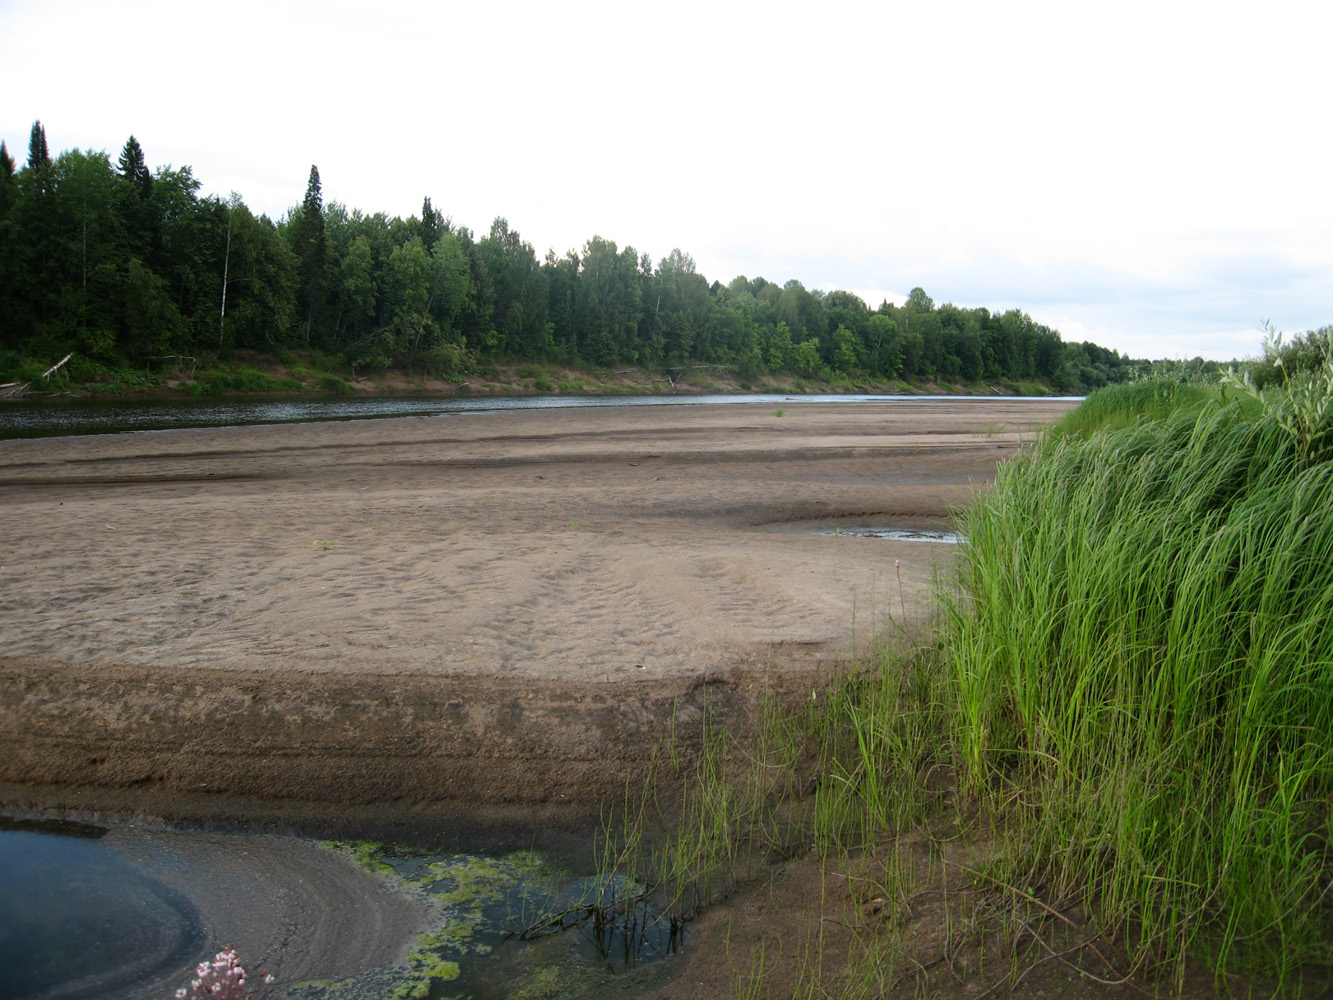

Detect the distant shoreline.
xmin=1 ymin=351 xmax=1068 ymax=404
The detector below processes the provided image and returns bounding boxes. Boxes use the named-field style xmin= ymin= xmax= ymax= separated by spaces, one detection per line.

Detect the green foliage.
xmin=419 ymin=196 xmax=442 ymax=251
xmin=479 ymin=217 xmax=550 ymax=357
xmin=944 ymin=381 xmax=1333 ymax=985
xmin=1245 ymin=324 xmax=1333 ymax=390
xmin=1226 ymin=325 xmax=1333 ymax=462
xmin=0 ymin=351 xmax=53 ymax=385
xmin=317 ymin=374 xmax=352 ymax=394
xmin=121 ymin=257 xmax=183 ymax=357
xmin=27 ymin=121 xmax=49 ymax=170
xmin=383 ymin=237 xmax=438 ymax=360
xmin=421 ymin=341 xmax=468 ymax=379
xmin=84 ymin=366 xmax=165 ymax=393
xmin=0 ymin=125 xmax=1161 ymax=391
xmin=790 ymin=338 xmax=825 ymax=378
xmin=1127 ymin=355 xmax=1229 ymax=385
xmin=186 ymin=366 xmax=293 ymax=394
xmin=116 ymin=135 xmax=152 ymax=199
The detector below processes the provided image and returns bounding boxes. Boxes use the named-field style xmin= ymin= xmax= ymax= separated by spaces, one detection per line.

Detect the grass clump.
xmin=1043 ymin=378 xmax=1220 ymax=441
xmin=317 ymin=374 xmax=353 ymax=394
xmin=600 ymin=640 xmax=952 ymax=923
xmin=186 ymin=366 xmax=291 ymax=395
xmin=945 ymin=375 xmax=1333 ymax=986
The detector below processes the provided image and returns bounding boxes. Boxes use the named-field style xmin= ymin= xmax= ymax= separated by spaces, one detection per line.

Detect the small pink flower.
xmin=172 ymin=947 xmax=272 ymax=1000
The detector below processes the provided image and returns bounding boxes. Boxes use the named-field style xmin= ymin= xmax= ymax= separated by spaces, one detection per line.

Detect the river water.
xmin=0 ymin=391 xmax=1077 ymax=440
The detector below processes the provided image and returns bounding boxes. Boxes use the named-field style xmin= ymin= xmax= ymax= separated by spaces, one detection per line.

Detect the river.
xmin=0 ymin=391 xmax=1077 ymax=440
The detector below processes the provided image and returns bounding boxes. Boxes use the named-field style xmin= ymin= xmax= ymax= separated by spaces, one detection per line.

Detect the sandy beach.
xmin=0 ymin=398 xmax=1075 ymax=834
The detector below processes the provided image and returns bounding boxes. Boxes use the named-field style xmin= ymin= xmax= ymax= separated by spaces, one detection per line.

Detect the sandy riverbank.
xmin=0 ymin=399 xmax=1075 ymax=835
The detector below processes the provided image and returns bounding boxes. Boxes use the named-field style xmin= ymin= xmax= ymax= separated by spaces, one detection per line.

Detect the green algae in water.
xmin=322 ymin=839 xmax=397 ymax=877
xmin=307 ymin=842 xmax=685 ymax=1000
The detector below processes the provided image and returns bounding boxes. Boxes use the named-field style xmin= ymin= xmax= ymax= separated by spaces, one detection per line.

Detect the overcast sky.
xmin=3 ymin=0 xmax=1327 ymax=361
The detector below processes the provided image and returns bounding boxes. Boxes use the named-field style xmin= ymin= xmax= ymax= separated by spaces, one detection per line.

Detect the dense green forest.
xmin=1 ymin=122 xmax=1142 ymax=392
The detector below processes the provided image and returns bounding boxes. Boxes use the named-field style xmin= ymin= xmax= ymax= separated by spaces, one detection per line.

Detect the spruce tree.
xmin=27 ymin=120 xmax=48 ymax=169
xmin=302 ymin=164 xmax=323 ymax=220
xmin=117 ymin=135 xmax=153 ymax=199
xmin=114 ymin=136 xmax=157 ymax=260
xmin=24 ymin=121 xmax=51 ymax=200
xmin=294 ymin=165 xmax=326 ymax=343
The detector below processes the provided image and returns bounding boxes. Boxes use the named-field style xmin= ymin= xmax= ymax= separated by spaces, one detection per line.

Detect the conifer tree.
xmin=27 ymin=120 xmax=49 ymax=169
xmin=294 ymin=165 xmax=326 ymax=342
xmin=302 ymin=164 xmax=323 ymax=219
xmin=24 ymin=121 xmax=52 ymax=201
xmin=114 ymin=135 xmax=157 ymax=260
xmin=117 ymin=135 xmax=153 ymax=199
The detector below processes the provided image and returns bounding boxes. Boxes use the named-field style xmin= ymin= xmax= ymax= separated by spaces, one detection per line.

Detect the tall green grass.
xmin=599 ymin=641 xmax=953 ymax=922
xmin=1042 ymin=378 xmax=1219 ymax=441
xmin=946 ymin=379 xmax=1333 ymax=986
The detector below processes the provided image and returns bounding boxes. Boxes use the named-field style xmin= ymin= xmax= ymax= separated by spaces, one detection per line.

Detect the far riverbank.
xmin=3 ymin=349 xmax=1069 ymax=404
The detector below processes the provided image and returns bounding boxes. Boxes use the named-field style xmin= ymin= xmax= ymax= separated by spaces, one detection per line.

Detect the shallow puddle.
xmin=0 ymin=820 xmax=204 ymax=1000
xmin=813 ymin=526 xmax=964 ymax=543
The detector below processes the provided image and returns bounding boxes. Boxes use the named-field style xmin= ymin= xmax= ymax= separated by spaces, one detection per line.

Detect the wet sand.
xmin=112 ymin=827 xmax=427 ymax=999
xmin=0 ymin=399 xmax=1075 ymax=834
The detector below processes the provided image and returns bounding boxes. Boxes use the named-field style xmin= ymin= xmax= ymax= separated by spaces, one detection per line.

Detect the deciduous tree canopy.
xmin=0 ymin=123 xmax=1141 ymax=391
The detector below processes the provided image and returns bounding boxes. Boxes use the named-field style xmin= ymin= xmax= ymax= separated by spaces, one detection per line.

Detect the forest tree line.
xmin=1 ymin=123 xmax=1138 ymax=391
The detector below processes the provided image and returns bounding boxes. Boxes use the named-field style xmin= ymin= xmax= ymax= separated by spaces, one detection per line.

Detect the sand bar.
xmin=0 ymin=398 xmax=1075 ymax=834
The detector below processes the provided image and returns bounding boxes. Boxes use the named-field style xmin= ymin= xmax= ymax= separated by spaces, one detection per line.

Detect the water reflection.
xmin=814 ymin=526 xmax=964 ymax=543
xmin=0 ymin=820 xmax=205 ymax=1000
